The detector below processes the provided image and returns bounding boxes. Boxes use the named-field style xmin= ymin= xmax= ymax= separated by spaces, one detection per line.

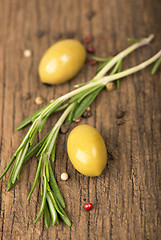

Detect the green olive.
xmin=67 ymin=124 xmax=107 ymax=177
xmin=39 ymin=39 xmax=86 ymax=85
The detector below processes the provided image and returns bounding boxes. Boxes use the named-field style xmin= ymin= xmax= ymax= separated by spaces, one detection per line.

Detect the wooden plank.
xmin=0 ymin=0 xmax=161 ymax=239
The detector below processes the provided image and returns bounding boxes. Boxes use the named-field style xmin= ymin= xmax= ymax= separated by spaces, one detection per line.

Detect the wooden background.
xmin=0 ymin=0 xmax=161 ymax=239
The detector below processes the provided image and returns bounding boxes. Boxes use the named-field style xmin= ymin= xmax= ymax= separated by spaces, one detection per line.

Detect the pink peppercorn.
xmin=91 ymin=60 xmax=98 ymax=66
xmin=100 ymin=36 xmax=105 ymax=42
xmin=84 ymin=203 xmax=93 ymax=211
xmin=87 ymin=46 xmax=95 ymax=54
xmin=87 ymin=59 xmax=98 ymax=66
xmin=75 ymin=117 xmax=81 ymax=123
xmin=83 ymin=35 xmax=91 ymax=44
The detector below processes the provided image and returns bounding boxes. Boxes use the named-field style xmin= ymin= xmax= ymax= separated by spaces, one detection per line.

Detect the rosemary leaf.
xmin=11 ymin=141 xmax=30 ymax=184
xmin=39 ymin=116 xmax=48 ymax=132
xmin=68 ymin=87 xmax=94 ymax=104
xmin=73 ymin=86 xmax=103 ymax=121
xmin=7 ymin=184 xmax=14 ymax=192
xmin=65 ymin=102 xmax=78 ymax=125
xmin=46 ymin=193 xmax=58 ymax=226
xmin=40 ymin=130 xmax=57 ymax=155
xmin=40 ymin=178 xmax=43 ymax=196
xmin=111 ymin=59 xmax=122 ymax=75
xmin=56 ymin=218 xmax=59 ymax=225
xmin=37 ymin=131 xmax=55 ymax=156
xmin=48 ymin=162 xmax=65 ymax=209
xmin=24 ymin=131 xmax=51 ymax=164
xmin=27 ymin=155 xmax=43 ymax=200
xmin=48 ymin=190 xmax=65 ymax=217
xmin=51 ymin=132 xmax=56 ymax=162
xmin=51 ymin=143 xmax=56 ymax=163
xmin=127 ymin=38 xmax=144 ymax=44
xmin=92 ymin=56 xmax=111 ymax=62
xmin=77 ymin=86 xmax=101 ymax=103
xmin=44 ymin=203 xmax=51 ymax=228
xmin=113 ymin=59 xmax=122 ymax=89
xmin=96 ymin=58 xmax=112 ymax=72
xmin=45 ymin=156 xmax=50 ymax=182
xmin=116 ymin=80 xmax=120 ymax=89
xmin=16 ymin=103 xmax=51 ymax=130
xmin=96 ymin=61 xmax=108 ymax=73
xmin=54 ymin=102 xmax=70 ymax=112
xmin=36 ymin=137 xmax=49 ymax=157
xmin=47 ymin=127 xmax=60 ymax=156
xmin=0 ymin=155 xmax=15 ymax=180
xmin=41 ymin=99 xmax=64 ymax=118
xmin=34 ymin=176 xmax=47 ymax=223
xmin=30 ymin=127 xmax=39 ymax=146
xmin=55 ymin=198 xmax=71 ymax=227
xmin=151 ymin=57 xmax=161 ymax=75
xmin=8 ymin=149 xmax=23 ymax=186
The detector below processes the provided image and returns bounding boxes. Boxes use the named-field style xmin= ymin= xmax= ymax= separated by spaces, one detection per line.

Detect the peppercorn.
xmin=54 ymin=32 xmax=63 ymax=40
xmin=87 ymin=59 xmax=98 ymax=66
xmin=36 ymin=29 xmax=45 ymax=38
xmin=42 ymin=83 xmax=52 ymax=87
xmin=66 ymin=31 xmax=75 ymax=39
xmin=83 ymin=36 xmax=91 ymax=44
xmin=61 ymin=173 xmax=69 ymax=181
xmin=23 ymin=49 xmax=32 ymax=58
xmin=91 ymin=60 xmax=98 ymax=66
xmin=87 ymin=46 xmax=95 ymax=54
xmin=116 ymin=119 xmax=125 ymax=125
xmin=100 ymin=36 xmax=105 ymax=42
xmin=60 ymin=124 xmax=70 ymax=134
xmin=106 ymin=82 xmax=115 ymax=91
xmin=86 ymin=10 xmax=96 ymax=20
xmin=23 ymin=92 xmax=31 ymax=101
xmin=84 ymin=203 xmax=93 ymax=211
xmin=116 ymin=111 xmax=124 ymax=119
xmin=35 ymin=97 xmax=44 ymax=105
xmin=83 ymin=110 xmax=91 ymax=118
xmin=75 ymin=117 xmax=81 ymax=123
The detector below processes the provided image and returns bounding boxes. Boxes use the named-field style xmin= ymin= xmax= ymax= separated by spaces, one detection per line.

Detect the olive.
xmin=39 ymin=39 xmax=86 ymax=85
xmin=67 ymin=124 xmax=107 ymax=177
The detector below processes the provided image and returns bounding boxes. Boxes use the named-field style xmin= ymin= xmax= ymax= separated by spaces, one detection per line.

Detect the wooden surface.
xmin=0 ymin=0 xmax=161 ymax=239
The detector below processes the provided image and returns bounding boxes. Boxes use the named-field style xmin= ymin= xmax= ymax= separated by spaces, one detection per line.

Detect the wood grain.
xmin=0 ymin=0 xmax=161 ymax=239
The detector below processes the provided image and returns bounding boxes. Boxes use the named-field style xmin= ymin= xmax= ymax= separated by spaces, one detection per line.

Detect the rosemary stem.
xmin=61 ymin=80 xmax=104 ymax=100
xmin=54 ymin=102 xmax=75 ymax=129
xmin=48 ymin=102 xmax=75 ymax=139
xmin=62 ymin=49 xmax=160 ymax=97
xmin=39 ymin=81 xmax=103 ymax=118
xmin=102 ymin=50 xmax=161 ymax=85
xmin=47 ymin=103 xmax=75 ymax=156
xmin=92 ymin=34 xmax=154 ymax=81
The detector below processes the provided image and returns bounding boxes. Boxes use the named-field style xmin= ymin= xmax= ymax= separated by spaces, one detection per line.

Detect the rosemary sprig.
xmin=0 ymin=35 xmax=160 ymax=228
xmin=91 ymin=34 xmax=154 ymax=82
xmin=28 ymin=104 xmax=74 ymax=227
xmin=102 ymin=51 xmax=161 ymax=85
